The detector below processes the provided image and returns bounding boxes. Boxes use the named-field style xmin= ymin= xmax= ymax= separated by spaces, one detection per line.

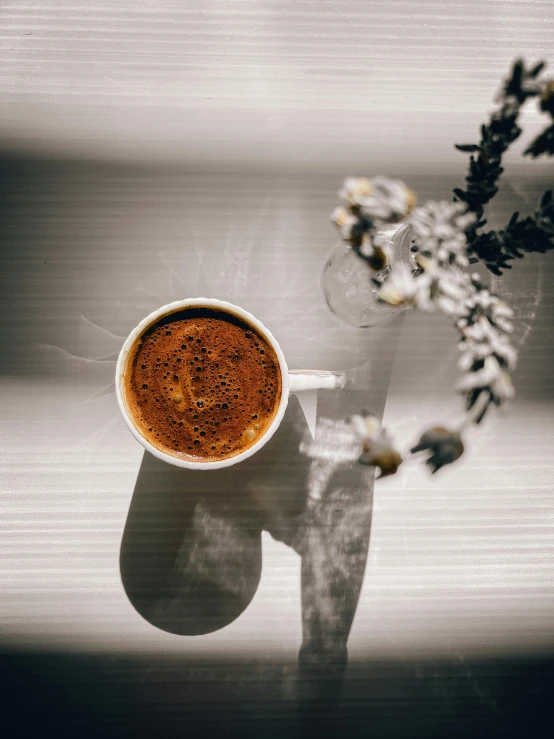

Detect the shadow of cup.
xmin=120 ymin=397 xmax=310 ymax=635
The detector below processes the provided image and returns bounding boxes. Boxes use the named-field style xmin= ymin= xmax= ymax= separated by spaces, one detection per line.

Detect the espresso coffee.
xmin=124 ymin=306 xmax=282 ymax=462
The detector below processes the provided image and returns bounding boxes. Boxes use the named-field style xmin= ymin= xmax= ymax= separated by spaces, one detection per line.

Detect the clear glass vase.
xmin=321 ymin=223 xmax=415 ymax=328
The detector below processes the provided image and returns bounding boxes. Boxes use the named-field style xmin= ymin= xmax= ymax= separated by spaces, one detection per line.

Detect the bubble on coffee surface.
xmin=125 ymin=306 xmax=281 ymax=462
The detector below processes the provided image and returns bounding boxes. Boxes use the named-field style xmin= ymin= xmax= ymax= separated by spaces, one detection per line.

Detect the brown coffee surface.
xmin=124 ymin=307 xmax=282 ymax=462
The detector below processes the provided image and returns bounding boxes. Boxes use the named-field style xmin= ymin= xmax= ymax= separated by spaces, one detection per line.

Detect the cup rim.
xmin=115 ymin=298 xmax=290 ymax=470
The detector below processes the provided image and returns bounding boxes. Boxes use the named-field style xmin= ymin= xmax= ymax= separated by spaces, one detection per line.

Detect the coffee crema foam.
xmin=124 ymin=307 xmax=282 ymax=462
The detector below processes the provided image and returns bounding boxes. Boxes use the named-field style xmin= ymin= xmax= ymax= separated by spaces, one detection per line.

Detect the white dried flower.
xmin=359 ymin=176 xmax=416 ymax=224
xmin=459 ymin=316 xmax=517 ymax=370
xmin=491 ymin=370 xmax=516 ymax=401
xmin=437 ymin=293 xmax=464 ymax=316
xmin=414 ymin=258 xmax=471 ymax=317
xmin=377 ymin=264 xmax=432 ymax=310
xmin=372 ymin=230 xmax=394 ymax=256
xmin=376 ymin=196 xmax=516 ymax=421
xmin=457 ymin=354 xmax=502 ymax=389
xmin=494 ymin=314 xmax=514 ymax=334
xmin=437 ymin=272 xmax=472 ymax=316
xmin=456 ymin=356 xmax=515 ymax=401
xmin=331 ymin=206 xmax=359 ymax=241
xmin=358 ymin=235 xmax=374 ymax=257
xmin=338 ymin=177 xmax=373 ymax=206
xmin=460 ymin=288 xmax=515 ymax=334
xmin=351 ymin=413 xmax=402 ymax=478
xmin=351 ymin=413 xmax=381 ymax=441
xmin=337 ymin=176 xmax=416 ymax=224
xmin=410 ymin=200 xmax=475 ymax=269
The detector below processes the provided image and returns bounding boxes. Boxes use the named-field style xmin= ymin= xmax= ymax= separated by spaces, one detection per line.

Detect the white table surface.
xmin=1 ymin=1 xmax=553 ymax=736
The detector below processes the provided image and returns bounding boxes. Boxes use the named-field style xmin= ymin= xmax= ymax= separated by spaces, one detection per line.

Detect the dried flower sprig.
xmin=375 ymin=200 xmax=517 ymax=425
xmin=453 ymin=59 xmax=554 ymax=273
xmin=331 ymin=175 xmax=417 ymax=271
xmin=525 ymin=79 xmax=554 ymax=157
xmin=455 ymin=275 xmax=516 ymax=420
xmin=351 ymin=412 xmax=402 ymax=478
xmin=453 ymin=59 xmax=544 ymax=220
xmin=326 ymin=58 xmax=551 ymax=479
xmin=331 ymin=187 xmax=517 ymax=475
xmin=470 ymin=189 xmax=554 ymax=275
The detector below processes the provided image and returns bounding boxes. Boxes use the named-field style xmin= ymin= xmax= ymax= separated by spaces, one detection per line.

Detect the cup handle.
xmin=288 ymin=370 xmax=346 ymax=394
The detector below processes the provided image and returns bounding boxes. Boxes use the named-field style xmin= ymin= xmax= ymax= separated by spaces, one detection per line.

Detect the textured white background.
xmin=1 ymin=0 xmax=554 ymax=667
xmin=1 ymin=0 xmax=554 ymax=174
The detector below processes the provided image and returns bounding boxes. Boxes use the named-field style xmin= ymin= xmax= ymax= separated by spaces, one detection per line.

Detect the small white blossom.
xmin=456 ymin=356 xmax=515 ymax=401
xmin=457 ymin=346 xmax=481 ymax=371
xmin=337 ymin=176 xmax=416 ymax=225
xmin=410 ymin=200 xmax=475 ymax=269
xmin=351 ymin=413 xmax=402 ymax=478
xmin=338 ymin=177 xmax=373 ymax=206
xmin=428 ymin=266 xmax=471 ymax=317
xmin=351 ymin=414 xmax=381 ymax=441
xmin=459 ymin=288 xmax=515 ymax=334
xmin=358 ymin=235 xmax=375 ymax=258
xmin=459 ymin=316 xmax=517 ymax=370
xmin=494 ymin=315 xmax=514 ymax=334
xmin=437 ymin=293 xmax=463 ymax=316
xmin=366 ymin=228 xmax=400 ymax=267
xmin=360 ymin=176 xmax=416 ymax=224
xmin=440 ymin=275 xmax=468 ymax=299
xmin=331 ymin=206 xmax=359 ymax=241
xmin=491 ymin=370 xmax=516 ymax=400
xmin=386 ymin=254 xmax=470 ymax=317
xmin=457 ymin=354 xmax=502 ymax=389
xmin=377 ymin=264 xmax=432 ymax=310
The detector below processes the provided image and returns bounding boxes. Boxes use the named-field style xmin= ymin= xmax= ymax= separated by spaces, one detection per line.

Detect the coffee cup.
xmin=116 ymin=298 xmax=345 ymax=470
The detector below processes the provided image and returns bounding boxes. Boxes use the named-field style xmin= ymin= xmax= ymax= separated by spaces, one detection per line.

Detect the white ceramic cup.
xmin=116 ymin=298 xmax=346 ymax=470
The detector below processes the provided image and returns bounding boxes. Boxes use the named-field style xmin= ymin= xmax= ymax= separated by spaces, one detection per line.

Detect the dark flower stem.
xmin=470 ymin=190 xmax=554 ymax=275
xmin=453 ymin=59 xmax=554 ymax=273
